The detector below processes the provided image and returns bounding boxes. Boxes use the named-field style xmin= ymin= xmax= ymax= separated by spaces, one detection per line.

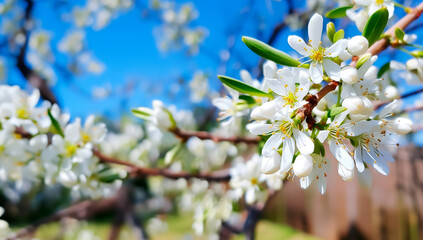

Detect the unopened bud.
xmin=152 ymin=100 xmax=172 ymax=129
xmin=390 ymin=117 xmax=413 ymax=135
xmin=340 ymin=66 xmax=359 ymax=85
xmin=251 ymin=100 xmax=278 ymax=120
xmin=342 ymin=96 xmax=373 ymax=121
xmin=293 ymin=154 xmax=313 ymax=178
xmin=348 ymin=36 xmax=369 ymax=56
xmin=383 ymin=86 xmax=399 ymax=100
xmin=261 ymin=152 xmax=282 ymax=174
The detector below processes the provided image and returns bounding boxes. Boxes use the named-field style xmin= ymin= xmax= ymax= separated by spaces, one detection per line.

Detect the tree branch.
xmin=7 ymin=196 xmax=118 ymax=240
xmin=170 ymin=128 xmax=260 ymax=144
xmin=94 ymin=150 xmax=231 ymax=182
xmin=17 ymin=0 xmax=58 ymax=104
xmin=296 ymin=80 xmax=339 ymax=129
xmin=355 ymin=2 xmax=423 ymax=61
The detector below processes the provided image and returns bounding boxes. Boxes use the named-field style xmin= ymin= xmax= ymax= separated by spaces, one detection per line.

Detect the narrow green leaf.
xmin=327 ymin=22 xmax=336 ymax=43
xmin=239 ymin=95 xmax=257 ymax=107
xmin=47 ymin=109 xmax=64 ymax=137
xmin=97 ymin=168 xmax=125 ymax=183
xmin=218 ymin=75 xmax=273 ymax=98
xmin=377 ymin=62 xmax=390 ymax=78
xmin=395 ymin=28 xmax=405 ymax=41
xmin=362 ymin=8 xmax=389 ymax=46
xmin=411 ymin=50 xmax=423 ymax=58
xmin=325 ymin=6 xmax=353 ymax=18
xmin=333 ymin=30 xmax=345 ymax=43
xmin=131 ymin=108 xmax=151 ymax=121
xmin=242 ymin=36 xmax=300 ymax=67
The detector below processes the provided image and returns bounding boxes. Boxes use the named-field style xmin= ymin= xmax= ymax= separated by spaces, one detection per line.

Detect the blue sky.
xmin=4 ymin=0 xmax=423 ymax=145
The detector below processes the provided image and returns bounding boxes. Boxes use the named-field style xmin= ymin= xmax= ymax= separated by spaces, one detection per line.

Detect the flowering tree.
xmin=1 ymin=0 xmax=423 ymax=240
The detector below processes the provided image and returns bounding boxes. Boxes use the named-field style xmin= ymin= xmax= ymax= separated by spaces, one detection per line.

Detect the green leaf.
xmin=325 ymin=6 xmax=353 ymax=18
xmin=132 ymin=108 xmax=152 ymax=121
xmin=329 ymin=107 xmax=347 ymax=118
xmin=327 ymin=22 xmax=336 ymax=43
xmin=97 ymin=168 xmax=125 ymax=183
xmin=333 ymin=30 xmax=345 ymax=43
xmin=47 ymin=109 xmax=64 ymax=137
xmin=377 ymin=62 xmax=391 ymax=78
xmin=411 ymin=50 xmax=423 ymax=58
xmin=242 ymin=36 xmax=300 ymax=67
xmin=239 ymin=95 xmax=257 ymax=107
xmin=218 ymin=75 xmax=273 ymax=98
xmin=395 ymin=28 xmax=405 ymax=41
xmin=362 ymin=8 xmax=389 ymax=46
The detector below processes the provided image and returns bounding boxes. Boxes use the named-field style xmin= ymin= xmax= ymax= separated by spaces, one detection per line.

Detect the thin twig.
xmin=94 ymin=150 xmax=231 ymax=182
xmin=170 ymin=128 xmax=260 ymax=144
xmin=7 ymin=197 xmax=118 ymax=240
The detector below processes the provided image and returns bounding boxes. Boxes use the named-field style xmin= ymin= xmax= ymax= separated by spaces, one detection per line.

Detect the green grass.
xmin=12 ymin=216 xmax=320 ymax=240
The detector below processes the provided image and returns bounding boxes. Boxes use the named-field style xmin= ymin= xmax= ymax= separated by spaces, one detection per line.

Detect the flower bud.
xmin=338 ymin=163 xmax=354 ymax=181
xmin=383 ymin=86 xmax=399 ymax=100
xmin=340 ymin=66 xmax=359 ymax=85
xmin=293 ymin=154 xmax=313 ymax=178
xmin=261 ymin=152 xmax=282 ymax=174
xmin=251 ymin=100 xmax=278 ymax=120
xmin=347 ymin=36 xmax=369 ymax=56
xmin=342 ymin=96 xmax=373 ymax=121
xmin=152 ymin=100 xmax=172 ymax=129
xmin=406 ymin=58 xmax=423 ymax=70
xmin=390 ymin=117 xmax=413 ymax=135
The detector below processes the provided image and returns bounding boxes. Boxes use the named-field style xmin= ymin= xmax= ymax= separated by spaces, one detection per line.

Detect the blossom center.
xmin=250 ymin=177 xmax=258 ymax=185
xmin=376 ymin=0 xmax=384 ymax=5
xmin=66 ymin=144 xmax=77 ymax=157
xmin=279 ymin=121 xmax=293 ymax=137
xmin=309 ymin=48 xmax=324 ymax=63
xmin=282 ymin=91 xmax=297 ymax=107
xmin=16 ymin=108 xmax=29 ymax=119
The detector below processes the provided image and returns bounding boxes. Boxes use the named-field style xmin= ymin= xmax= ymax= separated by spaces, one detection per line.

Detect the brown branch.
xmin=353 ymin=2 xmax=423 ymax=64
xmin=94 ymin=150 xmax=231 ymax=182
xmin=7 ymin=196 xmax=118 ymax=240
xmin=296 ymin=80 xmax=340 ymax=129
xmin=17 ymin=0 xmax=58 ymax=104
xmin=170 ymin=128 xmax=260 ymax=144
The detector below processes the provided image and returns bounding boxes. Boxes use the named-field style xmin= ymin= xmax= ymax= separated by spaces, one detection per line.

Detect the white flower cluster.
xmin=70 ymin=0 xmax=133 ymax=30
xmin=347 ymin=0 xmax=395 ymax=31
xmin=215 ymin=13 xmax=413 ymax=195
xmin=151 ymin=0 xmax=208 ymax=54
xmin=0 ymin=85 xmax=122 ymax=201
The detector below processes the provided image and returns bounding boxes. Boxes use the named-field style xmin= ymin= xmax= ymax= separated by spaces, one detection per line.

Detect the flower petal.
xmin=317 ymin=130 xmax=329 ymax=143
xmin=329 ymin=140 xmax=355 ymax=170
xmin=281 ymin=137 xmax=295 ymax=171
xmin=309 ymin=62 xmax=323 ymax=83
xmin=262 ymin=133 xmax=283 ymax=156
xmin=293 ymin=129 xmax=314 ymax=155
xmin=323 ymin=59 xmax=341 ymax=81
xmin=288 ymin=35 xmax=310 ymax=56
xmin=308 ymin=13 xmax=323 ymax=48
xmin=325 ymin=39 xmax=348 ymax=57
xmin=247 ymin=122 xmax=277 ymax=135
xmin=354 ymin=146 xmax=365 ymax=172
